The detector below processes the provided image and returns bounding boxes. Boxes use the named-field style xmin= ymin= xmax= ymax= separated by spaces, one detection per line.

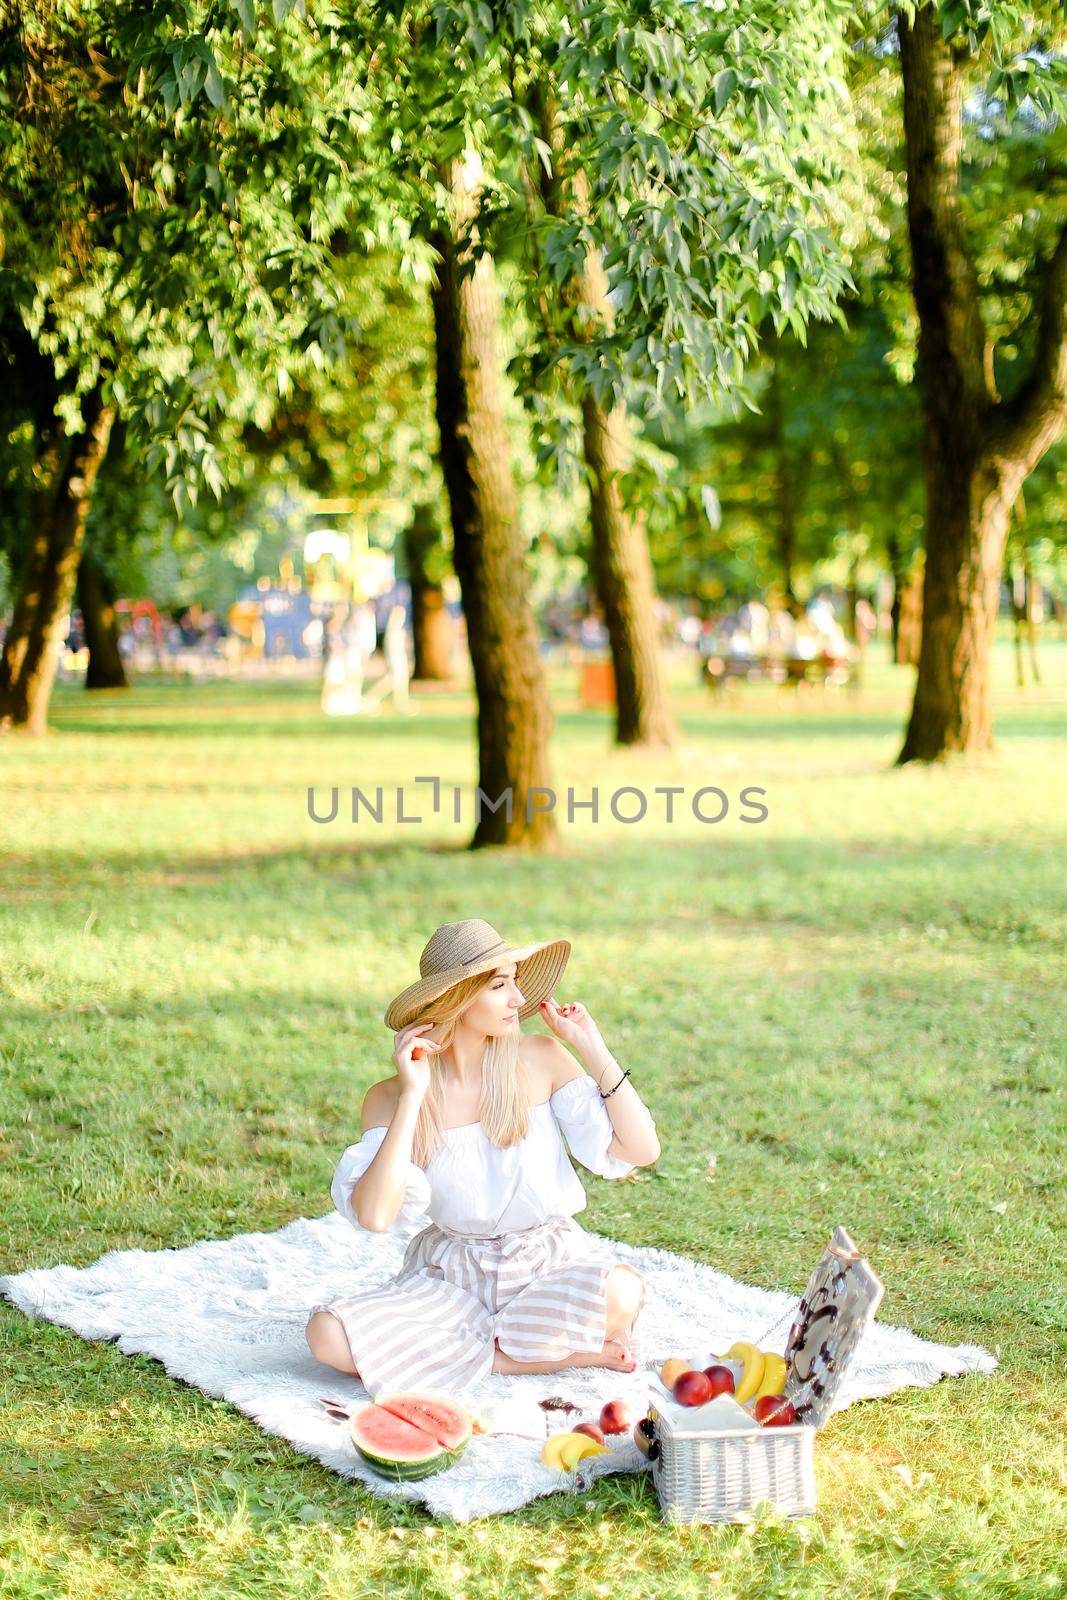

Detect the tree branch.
xmin=898 ymin=5 xmax=991 ymax=419
xmin=992 ymin=219 xmax=1067 ymax=471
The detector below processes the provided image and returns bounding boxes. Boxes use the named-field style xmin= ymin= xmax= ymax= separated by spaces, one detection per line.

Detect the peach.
xmin=660 ymin=1357 xmax=692 ymax=1389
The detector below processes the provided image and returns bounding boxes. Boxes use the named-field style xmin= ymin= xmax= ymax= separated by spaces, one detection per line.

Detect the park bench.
xmin=702 ymin=651 xmax=854 ymax=696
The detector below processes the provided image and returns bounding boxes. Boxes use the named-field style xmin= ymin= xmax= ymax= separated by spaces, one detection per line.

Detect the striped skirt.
xmin=312 ymin=1214 xmax=644 ymax=1402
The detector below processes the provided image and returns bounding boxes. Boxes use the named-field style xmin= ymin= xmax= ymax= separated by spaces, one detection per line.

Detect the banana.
xmin=559 ymin=1434 xmax=609 ymax=1470
xmin=541 ymin=1432 xmax=576 ymax=1470
xmin=756 ymin=1352 xmax=788 ymax=1399
xmin=723 ymin=1341 xmax=766 ymax=1404
xmin=541 ymin=1431 xmax=609 ymax=1471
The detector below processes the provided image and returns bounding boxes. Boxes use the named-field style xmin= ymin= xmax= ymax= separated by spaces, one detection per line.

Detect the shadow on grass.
xmin=0 ymin=833 xmax=473 ymax=879
xmin=43 ymin=711 xmax=477 ymax=740
xmin=45 ymin=701 xmax=919 ymax=745
xmin=0 ymin=829 xmax=1059 ymax=937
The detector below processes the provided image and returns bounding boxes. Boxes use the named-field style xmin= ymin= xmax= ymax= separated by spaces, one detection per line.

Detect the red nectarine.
xmin=753 ymin=1394 xmax=796 ymax=1426
xmin=599 ymin=1400 xmax=632 ymax=1435
xmin=702 ymin=1364 xmax=736 ymax=1397
xmin=673 ymin=1370 xmax=714 ymax=1407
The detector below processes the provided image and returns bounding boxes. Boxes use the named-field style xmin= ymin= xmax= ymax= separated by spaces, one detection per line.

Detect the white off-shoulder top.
xmin=330 ymin=1074 xmax=649 ymax=1238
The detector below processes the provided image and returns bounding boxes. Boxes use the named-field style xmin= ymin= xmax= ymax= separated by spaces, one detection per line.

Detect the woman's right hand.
xmin=392 ymin=1021 xmax=443 ymax=1099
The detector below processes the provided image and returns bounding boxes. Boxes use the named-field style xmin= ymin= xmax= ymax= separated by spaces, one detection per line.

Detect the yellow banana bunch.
xmin=713 ymin=1343 xmax=790 ymax=1404
xmin=541 ymin=1431 xmax=610 ymax=1471
xmin=721 ymin=1341 xmax=766 ymax=1403
xmin=755 ymin=1353 xmax=788 ymax=1399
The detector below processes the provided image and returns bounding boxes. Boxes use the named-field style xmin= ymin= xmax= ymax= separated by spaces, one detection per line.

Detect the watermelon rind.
xmin=348 ymin=1401 xmax=468 ymax=1481
xmin=375 ymin=1390 xmax=474 ymax=1452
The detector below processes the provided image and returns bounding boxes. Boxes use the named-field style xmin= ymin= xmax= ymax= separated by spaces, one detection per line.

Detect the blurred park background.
xmin=2 ymin=1 xmax=1066 ymax=1596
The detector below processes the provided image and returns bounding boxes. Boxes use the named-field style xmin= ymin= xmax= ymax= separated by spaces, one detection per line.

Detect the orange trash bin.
xmin=580 ymin=657 xmax=616 ymax=708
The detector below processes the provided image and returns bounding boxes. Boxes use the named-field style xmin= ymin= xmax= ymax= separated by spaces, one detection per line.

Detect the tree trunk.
xmin=1010 ymin=555 xmax=1041 ymax=688
xmin=78 ymin=546 xmax=129 ymax=690
xmin=896 ymin=6 xmax=1067 ymax=762
xmin=885 ymin=529 xmax=907 ymax=661
xmin=776 ymin=504 xmax=799 ymax=614
xmin=0 ymin=322 xmax=63 ymax=694
xmin=896 ymin=555 xmax=924 ymax=667
xmin=430 ymin=160 xmax=558 ymax=850
xmin=0 ymin=391 xmax=115 ymax=734
xmin=402 ymin=510 xmax=453 ymax=680
xmin=531 ymin=83 xmax=678 ymax=749
xmin=410 ymin=578 xmax=452 ymax=681
xmin=580 ymin=396 xmax=679 ymax=747
xmin=1011 ymin=556 xmax=1026 ymax=687
xmin=1024 ymin=556 xmax=1041 ymax=685
xmin=897 ymin=465 xmax=1011 ymax=757
xmin=845 ymin=565 xmax=859 ymax=645
xmin=0 ymin=427 xmax=63 ymax=694
xmin=767 ymin=356 xmax=804 ymax=610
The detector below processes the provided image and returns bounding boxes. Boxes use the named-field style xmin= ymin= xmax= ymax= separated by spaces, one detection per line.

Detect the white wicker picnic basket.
xmin=647 ymin=1226 xmax=885 ymax=1525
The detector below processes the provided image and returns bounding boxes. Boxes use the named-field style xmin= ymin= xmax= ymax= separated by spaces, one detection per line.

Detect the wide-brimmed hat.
xmin=383 ymin=918 xmax=571 ymax=1032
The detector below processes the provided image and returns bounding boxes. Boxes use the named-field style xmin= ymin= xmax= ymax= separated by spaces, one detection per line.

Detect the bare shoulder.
xmin=360 ymin=1041 xmax=580 ymax=1128
xmin=360 ymin=1078 xmax=401 ymax=1133
xmin=520 ymin=1033 xmax=583 ymax=1098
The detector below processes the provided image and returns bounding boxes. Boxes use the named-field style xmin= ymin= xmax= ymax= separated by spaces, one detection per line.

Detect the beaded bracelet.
xmin=599 ymin=1067 xmax=631 ymax=1100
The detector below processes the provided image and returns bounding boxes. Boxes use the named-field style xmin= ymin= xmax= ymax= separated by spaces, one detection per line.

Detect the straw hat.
xmin=383 ymin=918 xmax=571 ymax=1032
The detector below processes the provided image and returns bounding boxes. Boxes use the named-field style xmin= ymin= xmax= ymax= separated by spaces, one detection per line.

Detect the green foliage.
xmin=894 ymin=1 xmax=1067 ymax=120
xmin=842 ymin=0 xmax=1067 ymax=545
xmin=636 ymin=304 xmax=925 ymax=606
xmin=3 ymin=0 xmax=1064 ymax=613
xmin=446 ymin=0 xmax=862 ymax=442
xmin=0 ymin=0 xmax=369 ymax=501
xmin=130 ymin=0 xmax=865 ymax=454
xmin=70 ymin=251 xmax=444 ymax=605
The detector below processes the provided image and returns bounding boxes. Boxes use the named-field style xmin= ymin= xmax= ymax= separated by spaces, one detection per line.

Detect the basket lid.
xmin=783 ymin=1225 xmax=885 ymax=1429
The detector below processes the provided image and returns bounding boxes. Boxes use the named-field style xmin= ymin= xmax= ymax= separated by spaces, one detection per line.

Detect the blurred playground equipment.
xmin=224 ymin=516 xmax=401 ymax=665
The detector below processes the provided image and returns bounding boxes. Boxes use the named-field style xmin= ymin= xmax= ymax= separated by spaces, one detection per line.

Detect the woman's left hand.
xmin=539 ymin=997 xmax=603 ymax=1055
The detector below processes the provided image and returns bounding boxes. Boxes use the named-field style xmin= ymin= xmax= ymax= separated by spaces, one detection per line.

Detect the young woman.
xmin=306 ymin=918 xmax=660 ymax=1401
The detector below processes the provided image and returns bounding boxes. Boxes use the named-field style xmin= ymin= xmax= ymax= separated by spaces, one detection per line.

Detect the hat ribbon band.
xmin=458 ymin=938 xmax=509 ymax=968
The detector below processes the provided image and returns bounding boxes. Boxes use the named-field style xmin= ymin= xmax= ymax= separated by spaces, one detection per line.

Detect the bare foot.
xmin=572 ymin=1336 xmax=636 ymax=1373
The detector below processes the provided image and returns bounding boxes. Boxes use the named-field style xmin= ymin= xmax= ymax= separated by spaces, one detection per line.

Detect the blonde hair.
xmin=406 ymin=971 xmax=534 ymax=1170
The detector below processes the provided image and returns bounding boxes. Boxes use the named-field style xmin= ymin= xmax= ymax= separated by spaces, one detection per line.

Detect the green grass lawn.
xmin=1 ymin=634 xmax=1065 ymax=1599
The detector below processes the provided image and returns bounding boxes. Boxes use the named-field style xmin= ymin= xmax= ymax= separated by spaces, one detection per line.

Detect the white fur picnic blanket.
xmin=0 ymin=1212 xmax=998 ymax=1522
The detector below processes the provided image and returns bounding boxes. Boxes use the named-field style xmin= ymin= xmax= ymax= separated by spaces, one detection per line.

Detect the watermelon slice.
xmin=376 ymin=1391 xmax=473 ymax=1451
xmin=349 ymin=1394 xmax=471 ymax=1481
